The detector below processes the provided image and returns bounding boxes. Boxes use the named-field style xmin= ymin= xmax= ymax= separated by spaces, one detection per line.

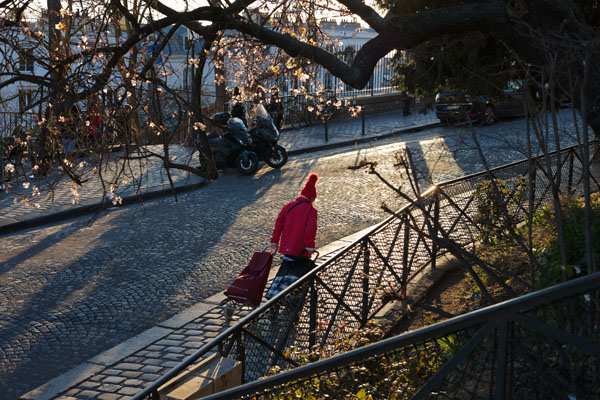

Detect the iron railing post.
xmin=402 ymin=215 xmax=410 ymax=297
xmin=237 ymin=331 xmax=246 ymax=382
xmin=431 ymin=191 xmax=440 ymax=269
xmin=530 ymin=159 xmax=537 ymax=200
xmin=309 ymin=277 xmax=318 ymax=350
xmin=362 ymin=240 xmax=370 ymax=325
xmin=495 ymin=319 xmax=509 ymax=400
xmin=568 ymin=148 xmax=574 ymax=194
xmin=361 ymin=107 xmax=365 ymax=136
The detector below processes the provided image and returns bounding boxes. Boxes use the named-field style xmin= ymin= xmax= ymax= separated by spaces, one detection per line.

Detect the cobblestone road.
xmin=0 ymin=109 xmax=580 ymax=399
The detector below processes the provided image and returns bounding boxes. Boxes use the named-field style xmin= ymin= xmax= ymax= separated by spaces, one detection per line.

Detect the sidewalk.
xmin=20 ymin=228 xmax=368 ymax=400
xmin=0 ymin=109 xmax=438 ymax=236
xmin=12 ymin=108 xmax=440 ymax=400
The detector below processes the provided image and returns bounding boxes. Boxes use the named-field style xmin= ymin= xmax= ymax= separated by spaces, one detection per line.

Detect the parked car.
xmin=435 ymin=82 xmax=527 ymax=125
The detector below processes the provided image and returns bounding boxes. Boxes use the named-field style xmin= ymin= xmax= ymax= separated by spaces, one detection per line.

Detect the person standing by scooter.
xmin=230 ymin=87 xmax=248 ymax=127
xmin=266 ymin=86 xmax=283 ymax=131
xmin=253 ymin=86 xmax=267 ymax=106
xmin=400 ymin=91 xmax=411 ymax=116
xmin=266 ymin=173 xmax=319 ymax=299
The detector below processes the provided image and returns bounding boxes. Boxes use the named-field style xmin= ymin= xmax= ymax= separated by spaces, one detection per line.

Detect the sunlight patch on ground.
xmin=418 ymin=137 xmax=465 ymax=183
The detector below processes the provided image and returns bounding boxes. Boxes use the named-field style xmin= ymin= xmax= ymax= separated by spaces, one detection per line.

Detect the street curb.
xmin=0 ymin=179 xmax=208 ymax=236
xmin=287 ymin=122 xmax=439 ymax=156
xmin=1 ymin=121 xmax=439 ymax=236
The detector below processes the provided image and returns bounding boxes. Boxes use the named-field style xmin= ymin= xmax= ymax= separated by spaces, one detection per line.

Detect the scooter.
xmin=199 ymin=112 xmax=259 ymax=176
xmin=248 ymin=104 xmax=288 ymax=169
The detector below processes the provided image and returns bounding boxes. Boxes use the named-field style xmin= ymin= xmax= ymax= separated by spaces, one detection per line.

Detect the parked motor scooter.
xmin=247 ymin=104 xmax=288 ymax=169
xmin=198 ymin=112 xmax=259 ymax=176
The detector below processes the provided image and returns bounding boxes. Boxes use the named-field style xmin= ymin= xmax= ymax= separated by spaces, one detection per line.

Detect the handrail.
xmin=133 ymin=182 xmax=449 ymax=397
xmin=198 ymin=271 xmax=600 ymax=399
xmin=133 ymin=139 xmax=599 ymax=399
xmin=131 ymin=230 xmax=359 ymax=399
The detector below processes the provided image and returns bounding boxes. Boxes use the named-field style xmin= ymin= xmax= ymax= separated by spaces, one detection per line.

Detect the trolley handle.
xmin=263 ymin=245 xmax=319 ymax=260
xmin=263 ymin=244 xmax=278 ymax=253
xmin=311 ymin=250 xmax=320 ymax=262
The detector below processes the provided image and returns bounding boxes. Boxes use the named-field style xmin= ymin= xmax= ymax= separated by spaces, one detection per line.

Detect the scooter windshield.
xmin=254 ymin=104 xmax=270 ymax=121
xmin=227 ymin=117 xmax=247 ymax=133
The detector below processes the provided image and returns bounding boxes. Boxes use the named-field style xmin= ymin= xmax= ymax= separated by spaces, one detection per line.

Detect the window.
xmin=19 ymin=89 xmax=34 ymax=113
xmin=18 ymin=50 xmax=34 ymax=72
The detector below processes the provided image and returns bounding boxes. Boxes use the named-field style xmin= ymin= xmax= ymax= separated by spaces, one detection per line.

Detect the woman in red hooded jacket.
xmin=266 ymin=173 xmax=319 ymax=299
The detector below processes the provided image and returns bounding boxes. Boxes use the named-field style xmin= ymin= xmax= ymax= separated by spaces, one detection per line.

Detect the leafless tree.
xmin=1 ymin=0 xmax=598 ymax=201
xmin=355 ymin=28 xmax=598 ymax=305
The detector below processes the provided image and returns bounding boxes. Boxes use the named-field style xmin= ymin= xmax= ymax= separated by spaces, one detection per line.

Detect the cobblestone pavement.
xmin=0 ymin=109 xmax=580 ymax=399
xmin=0 ymin=109 xmax=438 ymax=235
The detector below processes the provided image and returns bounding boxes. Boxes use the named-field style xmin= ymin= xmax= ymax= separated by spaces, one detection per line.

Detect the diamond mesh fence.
xmin=136 ymin=141 xmax=599 ymax=400
xmin=200 ymin=273 xmax=600 ymax=400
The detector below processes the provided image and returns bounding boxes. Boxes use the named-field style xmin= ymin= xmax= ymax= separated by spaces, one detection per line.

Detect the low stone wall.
xmin=347 ymin=93 xmax=405 ymax=114
xmin=337 ymin=93 xmax=435 ymax=119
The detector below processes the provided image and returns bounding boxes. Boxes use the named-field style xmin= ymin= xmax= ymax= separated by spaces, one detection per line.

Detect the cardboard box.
xmin=158 ymin=354 xmax=242 ymax=400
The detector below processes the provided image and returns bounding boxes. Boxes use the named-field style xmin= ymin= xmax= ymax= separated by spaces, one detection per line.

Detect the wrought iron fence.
xmin=200 ymin=271 xmax=600 ymax=400
xmin=0 ymin=112 xmax=38 ymax=137
xmin=133 ymin=141 xmax=599 ymax=400
xmin=267 ymin=47 xmax=398 ymax=99
xmin=230 ymin=91 xmax=351 ymax=131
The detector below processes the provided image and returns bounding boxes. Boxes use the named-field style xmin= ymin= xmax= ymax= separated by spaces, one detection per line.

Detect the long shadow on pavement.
xmin=1 ymin=162 xmax=320 ymax=399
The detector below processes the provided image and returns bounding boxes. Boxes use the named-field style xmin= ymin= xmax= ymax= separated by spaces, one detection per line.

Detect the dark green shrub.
xmin=473 ymin=176 xmax=526 ymax=244
xmin=533 ymin=193 xmax=600 ymax=285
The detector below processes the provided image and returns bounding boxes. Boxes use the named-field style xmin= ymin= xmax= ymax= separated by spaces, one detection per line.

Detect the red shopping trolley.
xmin=220 ymin=245 xmax=274 ymax=319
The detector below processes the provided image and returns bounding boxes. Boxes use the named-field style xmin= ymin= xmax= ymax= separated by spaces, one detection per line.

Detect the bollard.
xmin=324 ymin=117 xmax=328 ymax=142
xmin=361 ymin=107 xmax=365 ymax=136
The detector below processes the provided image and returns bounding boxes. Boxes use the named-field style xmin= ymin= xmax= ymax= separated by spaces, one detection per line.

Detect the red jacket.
xmin=270 ymin=195 xmax=318 ymax=257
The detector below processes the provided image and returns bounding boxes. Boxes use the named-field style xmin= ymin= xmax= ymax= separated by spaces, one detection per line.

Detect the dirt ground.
xmin=390 ymin=268 xmax=481 ymax=334
xmin=390 ymin=265 xmax=531 ymax=335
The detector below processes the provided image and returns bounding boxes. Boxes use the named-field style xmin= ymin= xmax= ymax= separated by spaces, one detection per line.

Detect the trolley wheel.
xmin=220 ymin=298 xmax=236 ymax=320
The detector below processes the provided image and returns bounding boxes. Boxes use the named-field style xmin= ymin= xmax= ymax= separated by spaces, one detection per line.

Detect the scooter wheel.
xmin=265 ymin=145 xmax=288 ymax=169
xmin=235 ymin=152 xmax=259 ymax=175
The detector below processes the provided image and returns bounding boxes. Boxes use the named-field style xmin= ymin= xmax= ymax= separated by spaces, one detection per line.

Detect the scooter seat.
xmin=206 ymin=131 xmax=220 ymax=139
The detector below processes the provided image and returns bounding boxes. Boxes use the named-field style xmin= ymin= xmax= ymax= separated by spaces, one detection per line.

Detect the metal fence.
xmin=199 ymin=271 xmax=600 ymax=399
xmin=0 ymin=112 xmax=37 ymax=137
xmin=269 ymin=47 xmax=398 ymax=99
xmin=133 ymin=141 xmax=600 ymax=400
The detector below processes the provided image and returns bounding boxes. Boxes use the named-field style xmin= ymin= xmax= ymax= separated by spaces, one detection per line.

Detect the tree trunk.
xmin=191 ymin=36 xmax=219 ymax=180
xmin=42 ymin=0 xmax=63 ymax=163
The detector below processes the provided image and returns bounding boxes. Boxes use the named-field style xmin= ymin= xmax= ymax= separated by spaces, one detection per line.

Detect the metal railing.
xmin=268 ymin=47 xmax=398 ymax=99
xmin=134 ymin=140 xmax=599 ymax=399
xmin=199 ymin=271 xmax=600 ymax=399
xmin=0 ymin=112 xmax=38 ymax=137
xmin=233 ymin=92 xmax=355 ymax=131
